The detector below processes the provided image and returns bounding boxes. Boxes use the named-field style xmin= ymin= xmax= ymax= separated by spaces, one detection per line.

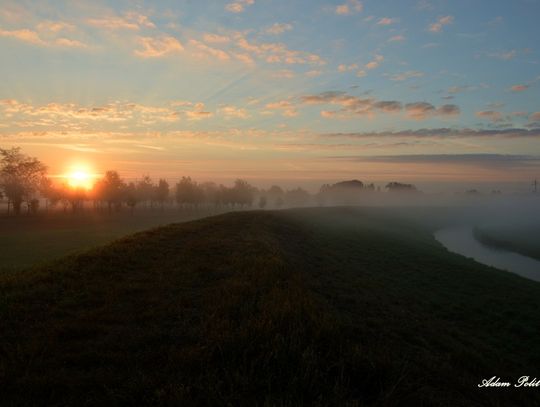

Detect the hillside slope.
xmin=1 ymin=208 xmax=539 ymax=406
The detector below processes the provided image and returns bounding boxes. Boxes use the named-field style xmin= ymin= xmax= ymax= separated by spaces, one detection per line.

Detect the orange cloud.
xmin=189 ymin=39 xmax=230 ymax=61
xmin=134 ymin=36 xmax=183 ymax=58
xmin=219 ymin=105 xmax=250 ymax=119
xmin=265 ymin=100 xmax=298 ymax=117
xmin=0 ymin=28 xmax=46 ymax=45
xmin=203 ymin=33 xmax=230 ymax=44
xmin=510 ymin=84 xmax=529 ymax=92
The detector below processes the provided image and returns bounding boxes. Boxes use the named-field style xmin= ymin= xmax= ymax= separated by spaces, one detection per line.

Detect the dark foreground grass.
xmin=1 ymin=207 xmax=540 ymax=406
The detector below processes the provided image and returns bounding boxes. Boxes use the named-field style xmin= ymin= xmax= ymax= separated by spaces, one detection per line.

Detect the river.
xmin=434 ymin=226 xmax=540 ymax=282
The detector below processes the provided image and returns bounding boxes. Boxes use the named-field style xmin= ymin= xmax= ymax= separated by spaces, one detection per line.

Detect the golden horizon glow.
xmin=64 ymin=165 xmax=96 ymax=190
xmin=1 ymin=1 xmax=539 ymax=187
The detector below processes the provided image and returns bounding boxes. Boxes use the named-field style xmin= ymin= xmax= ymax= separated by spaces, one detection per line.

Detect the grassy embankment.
xmin=1 ymin=207 xmax=540 ymax=406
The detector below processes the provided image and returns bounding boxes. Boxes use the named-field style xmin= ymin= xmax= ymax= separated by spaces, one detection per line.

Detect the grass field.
xmin=0 ymin=208 xmax=222 ymax=272
xmin=1 ymin=207 xmax=539 ymax=406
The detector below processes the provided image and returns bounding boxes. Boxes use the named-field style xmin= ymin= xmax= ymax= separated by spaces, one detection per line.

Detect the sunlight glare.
xmin=65 ymin=166 xmax=95 ymax=190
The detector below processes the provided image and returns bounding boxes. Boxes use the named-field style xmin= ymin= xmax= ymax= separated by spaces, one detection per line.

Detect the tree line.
xmin=0 ymin=147 xmax=418 ymax=215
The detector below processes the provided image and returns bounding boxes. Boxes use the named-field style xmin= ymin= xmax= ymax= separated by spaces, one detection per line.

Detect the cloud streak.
xmin=323 ymin=127 xmax=540 ymax=139
xmin=296 ymin=91 xmax=459 ymax=120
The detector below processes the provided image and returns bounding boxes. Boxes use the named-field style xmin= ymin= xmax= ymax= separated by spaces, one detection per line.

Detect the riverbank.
xmin=435 ymin=226 xmax=540 ymax=282
xmin=474 ymin=225 xmax=540 ymax=262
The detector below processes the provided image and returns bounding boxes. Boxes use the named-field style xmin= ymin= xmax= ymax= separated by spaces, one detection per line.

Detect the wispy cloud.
xmin=428 ymin=15 xmax=454 ymax=33
xmin=365 ymin=54 xmax=384 ymax=70
xmin=377 ymin=17 xmax=398 ymax=26
xmin=388 ymin=35 xmax=405 ymax=42
xmin=475 ymin=110 xmax=504 ymax=123
xmin=510 ymin=84 xmax=529 ymax=92
xmin=323 ymin=128 xmax=540 ymax=139
xmin=189 ymin=39 xmax=230 ymax=61
xmin=36 ymin=21 xmax=75 ymax=33
xmin=341 ymin=154 xmax=540 ymax=171
xmin=234 ymin=33 xmax=325 ymax=65
xmin=225 ymin=0 xmax=255 ymax=13
xmin=134 ymin=36 xmax=183 ymax=58
xmin=0 ymin=26 xmax=88 ymax=49
xmin=406 ymin=102 xmax=459 ymax=120
xmin=265 ymin=23 xmax=293 ymax=35
xmin=335 ymin=0 xmax=363 ymax=15
xmin=219 ymin=105 xmax=250 ymax=119
xmin=486 ymin=50 xmax=517 ymax=60
xmin=388 ymin=71 xmax=424 ymax=81
xmin=272 ymin=69 xmax=296 ymax=79
xmin=265 ymin=100 xmax=298 ymax=117
xmin=202 ymin=33 xmax=230 ymax=44
xmin=295 ymin=91 xmax=459 ymax=120
xmin=87 ymin=12 xmax=155 ymax=30
xmin=0 ymin=27 xmax=46 ymax=45
xmin=306 ymin=70 xmax=323 ymax=77
xmin=338 ymin=63 xmax=359 ymax=72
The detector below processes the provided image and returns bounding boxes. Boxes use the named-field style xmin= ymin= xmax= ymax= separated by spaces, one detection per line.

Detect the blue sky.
xmin=1 ymin=0 xmax=539 ymax=189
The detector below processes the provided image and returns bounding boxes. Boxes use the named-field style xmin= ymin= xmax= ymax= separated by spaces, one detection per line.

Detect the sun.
xmin=65 ymin=166 xmax=95 ymax=190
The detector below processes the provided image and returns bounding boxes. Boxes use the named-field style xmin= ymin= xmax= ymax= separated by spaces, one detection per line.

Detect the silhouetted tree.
xmin=94 ymin=170 xmax=126 ymax=212
xmin=154 ymin=179 xmax=169 ymax=209
xmin=385 ymin=182 xmax=418 ymax=193
xmin=317 ymin=179 xmax=369 ymax=205
xmin=136 ymin=175 xmax=154 ymax=208
xmin=0 ymin=147 xmax=47 ymax=215
xmin=258 ymin=196 xmax=267 ymax=209
xmin=231 ymin=179 xmax=255 ymax=207
xmin=176 ymin=177 xmax=204 ymax=209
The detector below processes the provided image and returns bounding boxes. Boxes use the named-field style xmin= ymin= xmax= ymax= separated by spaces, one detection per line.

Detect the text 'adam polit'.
xmin=478 ymin=376 xmax=540 ymax=388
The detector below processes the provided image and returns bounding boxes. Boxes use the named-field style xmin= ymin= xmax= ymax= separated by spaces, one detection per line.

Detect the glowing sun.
xmin=66 ymin=167 xmax=95 ymax=190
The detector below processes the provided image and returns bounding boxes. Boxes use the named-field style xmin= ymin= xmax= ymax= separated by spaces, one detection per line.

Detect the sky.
xmin=1 ymin=0 xmax=540 ymax=191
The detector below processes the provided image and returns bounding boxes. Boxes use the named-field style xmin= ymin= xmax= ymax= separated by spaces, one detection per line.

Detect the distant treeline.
xmin=0 ymin=147 xmax=418 ymax=215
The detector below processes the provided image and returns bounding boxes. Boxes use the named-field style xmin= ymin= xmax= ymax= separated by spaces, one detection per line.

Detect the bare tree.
xmin=0 ymin=147 xmax=47 ymax=215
